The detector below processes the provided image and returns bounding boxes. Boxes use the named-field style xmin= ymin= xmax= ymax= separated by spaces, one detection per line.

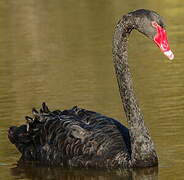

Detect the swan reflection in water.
xmin=10 ymin=161 xmax=158 ymax=180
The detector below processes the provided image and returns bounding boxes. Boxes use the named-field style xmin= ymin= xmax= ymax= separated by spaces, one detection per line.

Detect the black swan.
xmin=8 ymin=9 xmax=174 ymax=168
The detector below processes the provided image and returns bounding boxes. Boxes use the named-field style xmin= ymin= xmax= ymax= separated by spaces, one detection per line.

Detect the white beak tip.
xmin=164 ymin=50 xmax=174 ymax=60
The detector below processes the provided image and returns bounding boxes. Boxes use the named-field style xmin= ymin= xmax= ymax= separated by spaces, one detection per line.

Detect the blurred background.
xmin=0 ymin=0 xmax=183 ymax=179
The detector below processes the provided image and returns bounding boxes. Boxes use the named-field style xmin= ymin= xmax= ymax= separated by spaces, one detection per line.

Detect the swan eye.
xmin=152 ymin=21 xmax=164 ymax=29
xmin=151 ymin=21 xmax=158 ymax=28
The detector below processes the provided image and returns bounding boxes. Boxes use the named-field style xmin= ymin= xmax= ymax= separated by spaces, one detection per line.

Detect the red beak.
xmin=152 ymin=22 xmax=174 ymax=60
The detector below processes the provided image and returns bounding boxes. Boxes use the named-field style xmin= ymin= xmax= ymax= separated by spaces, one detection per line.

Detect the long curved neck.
xmin=112 ymin=15 xmax=158 ymax=167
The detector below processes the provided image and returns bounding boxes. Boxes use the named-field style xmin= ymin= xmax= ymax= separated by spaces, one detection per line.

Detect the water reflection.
xmin=11 ymin=161 xmax=158 ymax=180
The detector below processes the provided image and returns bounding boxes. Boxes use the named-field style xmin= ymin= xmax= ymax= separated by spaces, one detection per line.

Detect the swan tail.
xmin=8 ymin=103 xmax=51 ymax=160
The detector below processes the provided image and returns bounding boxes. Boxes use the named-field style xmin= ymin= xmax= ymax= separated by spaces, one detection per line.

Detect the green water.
xmin=0 ymin=0 xmax=183 ymax=179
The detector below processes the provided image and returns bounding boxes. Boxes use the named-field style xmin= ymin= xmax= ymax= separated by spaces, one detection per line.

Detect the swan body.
xmin=8 ymin=9 xmax=174 ymax=168
xmin=9 ymin=105 xmax=132 ymax=168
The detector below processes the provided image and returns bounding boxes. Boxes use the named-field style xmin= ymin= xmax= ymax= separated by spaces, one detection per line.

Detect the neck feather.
xmin=112 ymin=16 xmax=158 ymax=167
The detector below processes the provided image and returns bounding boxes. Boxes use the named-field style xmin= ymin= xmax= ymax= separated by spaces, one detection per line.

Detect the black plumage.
xmin=8 ymin=9 xmax=173 ymax=168
xmin=9 ymin=103 xmax=131 ymax=168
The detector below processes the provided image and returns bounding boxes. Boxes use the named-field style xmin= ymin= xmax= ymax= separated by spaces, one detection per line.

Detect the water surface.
xmin=0 ymin=0 xmax=184 ymax=179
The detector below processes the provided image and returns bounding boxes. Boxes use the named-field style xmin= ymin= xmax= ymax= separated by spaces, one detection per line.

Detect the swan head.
xmin=128 ymin=9 xmax=174 ymax=60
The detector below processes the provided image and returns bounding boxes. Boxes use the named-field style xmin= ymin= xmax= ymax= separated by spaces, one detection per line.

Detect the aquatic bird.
xmin=8 ymin=9 xmax=174 ymax=168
